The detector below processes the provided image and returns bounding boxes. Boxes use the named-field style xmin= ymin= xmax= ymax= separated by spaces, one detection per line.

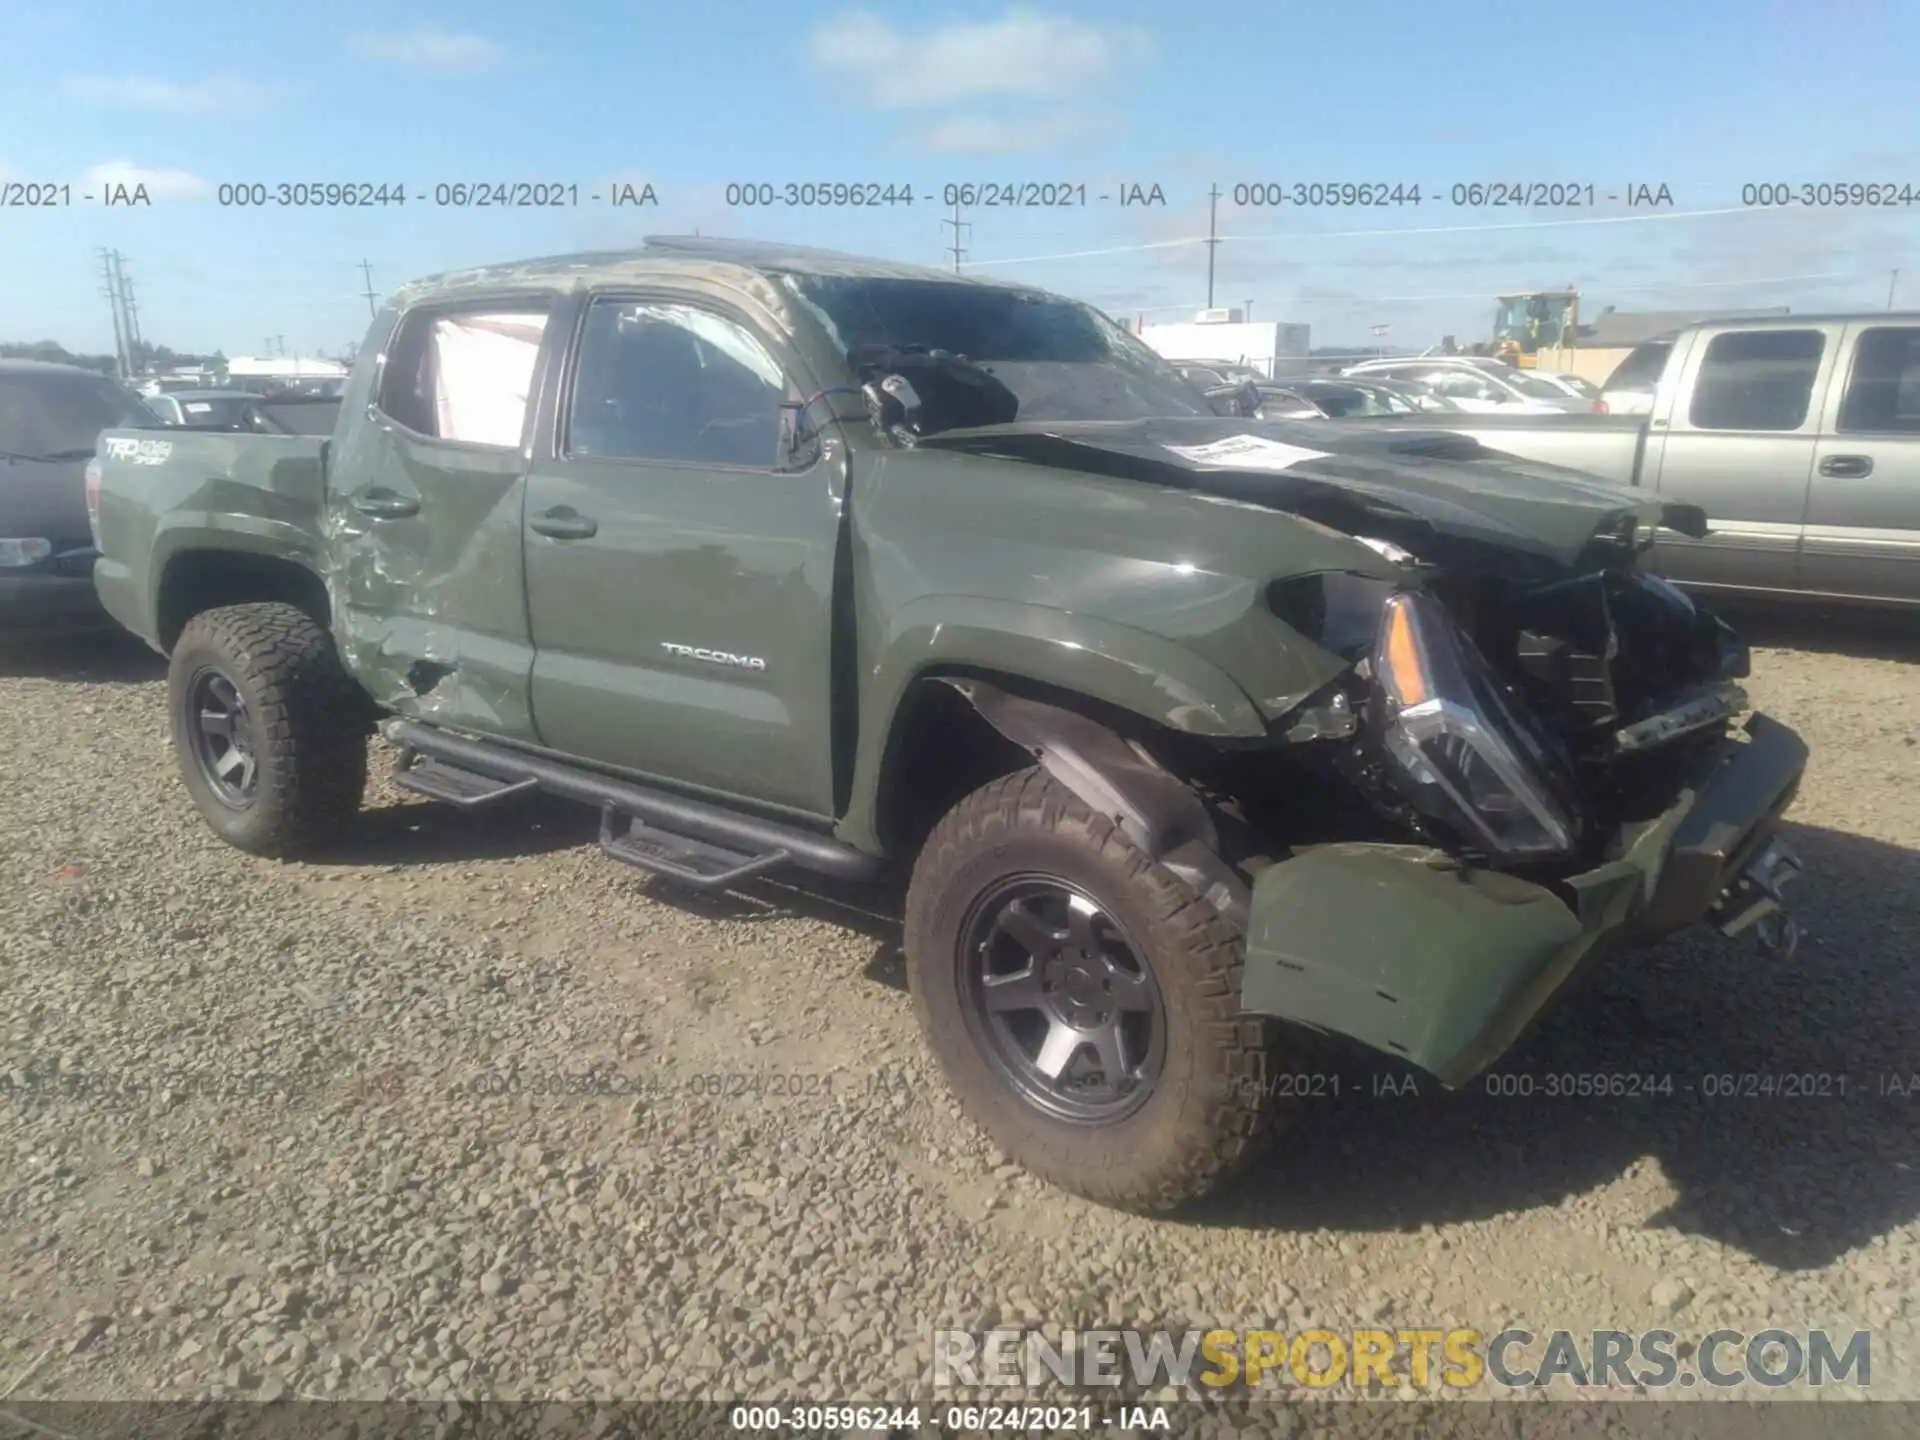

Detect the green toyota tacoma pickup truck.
xmin=89 ymin=237 xmax=1809 ymax=1212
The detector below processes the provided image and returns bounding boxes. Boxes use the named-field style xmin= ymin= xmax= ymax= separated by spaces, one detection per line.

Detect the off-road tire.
xmin=905 ymin=767 xmax=1289 ymax=1213
xmin=167 ymin=602 xmax=370 ymax=857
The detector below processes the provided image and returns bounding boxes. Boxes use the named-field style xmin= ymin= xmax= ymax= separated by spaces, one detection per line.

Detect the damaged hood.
xmin=918 ymin=417 xmax=1705 ymax=571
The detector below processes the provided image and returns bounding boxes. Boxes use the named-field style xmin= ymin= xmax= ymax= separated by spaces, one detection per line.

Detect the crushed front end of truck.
xmin=917 ymin=419 xmax=1811 ymax=1090
xmin=1228 ymin=536 xmax=1807 ymax=1087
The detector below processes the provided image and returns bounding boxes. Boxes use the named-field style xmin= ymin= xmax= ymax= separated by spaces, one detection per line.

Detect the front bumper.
xmin=1239 ymin=712 xmax=1809 ymax=1086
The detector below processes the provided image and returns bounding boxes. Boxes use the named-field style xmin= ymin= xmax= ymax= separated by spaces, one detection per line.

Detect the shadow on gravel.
xmin=313 ymin=794 xmax=601 ymax=866
xmin=1207 ymin=820 xmax=1920 ymax=1271
xmin=0 ymin=629 xmax=165 ymax=683
xmin=641 ymin=871 xmax=911 ymax=989
xmin=1714 ymin=598 xmax=1920 ymax=664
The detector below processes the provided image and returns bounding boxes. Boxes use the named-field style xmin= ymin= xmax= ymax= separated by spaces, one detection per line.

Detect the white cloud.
xmin=63 ymin=73 xmax=272 ymax=112
xmin=906 ymin=109 xmax=1105 ymax=154
xmin=808 ymin=8 xmax=1149 ymax=109
xmin=349 ymin=27 xmax=509 ymax=73
xmin=82 ymin=162 xmax=213 ymax=201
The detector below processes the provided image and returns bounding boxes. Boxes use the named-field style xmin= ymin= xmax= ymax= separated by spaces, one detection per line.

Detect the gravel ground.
xmin=1 ymin=610 xmax=1916 ymax=1418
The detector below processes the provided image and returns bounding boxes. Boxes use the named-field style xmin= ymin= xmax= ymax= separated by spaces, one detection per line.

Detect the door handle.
xmin=350 ymin=486 xmax=421 ymax=519
xmin=529 ymin=506 xmax=598 ymax=540
xmin=1818 ymin=455 xmax=1873 ymax=479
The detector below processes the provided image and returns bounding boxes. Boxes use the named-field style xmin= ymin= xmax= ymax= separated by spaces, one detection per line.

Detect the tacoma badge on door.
xmin=660 ymin=642 xmax=767 ymax=671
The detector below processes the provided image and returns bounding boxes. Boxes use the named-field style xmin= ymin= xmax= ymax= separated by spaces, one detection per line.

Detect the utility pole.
xmin=116 ymin=255 xmax=144 ymax=366
xmin=941 ymin=202 xmax=970 ymax=273
xmin=1890 ymin=269 xmax=1901 ymax=311
xmin=1205 ymin=184 xmax=1222 ymax=309
xmin=360 ymin=259 xmax=379 ymax=319
xmin=98 ymin=249 xmax=130 ymax=379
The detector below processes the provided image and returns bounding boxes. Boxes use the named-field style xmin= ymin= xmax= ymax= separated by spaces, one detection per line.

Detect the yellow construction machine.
xmin=1487 ymin=288 xmax=1580 ymax=366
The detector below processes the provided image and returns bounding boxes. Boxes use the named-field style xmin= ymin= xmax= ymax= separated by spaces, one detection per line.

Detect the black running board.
xmin=393 ymin=754 xmax=541 ymax=810
xmin=598 ymin=807 xmax=791 ymax=889
xmin=387 ymin=721 xmax=883 ymax=886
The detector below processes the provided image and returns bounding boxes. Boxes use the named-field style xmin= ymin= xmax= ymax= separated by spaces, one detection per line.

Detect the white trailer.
xmin=1137 ymin=315 xmax=1311 ymax=378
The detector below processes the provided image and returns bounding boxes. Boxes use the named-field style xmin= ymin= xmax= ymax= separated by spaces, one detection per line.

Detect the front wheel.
xmin=167 ymin=602 xmax=369 ymax=857
xmin=905 ymin=768 xmax=1290 ymax=1213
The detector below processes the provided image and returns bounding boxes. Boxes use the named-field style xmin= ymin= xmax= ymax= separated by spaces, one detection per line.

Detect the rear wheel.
xmin=167 ymin=602 xmax=369 ymax=857
xmin=905 ymin=768 xmax=1289 ymax=1212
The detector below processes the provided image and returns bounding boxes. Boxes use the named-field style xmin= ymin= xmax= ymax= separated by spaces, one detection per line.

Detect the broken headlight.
xmin=1369 ymin=590 xmax=1580 ymax=861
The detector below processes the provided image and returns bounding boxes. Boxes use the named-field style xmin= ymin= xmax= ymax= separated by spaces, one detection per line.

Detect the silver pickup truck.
xmin=1381 ymin=313 xmax=1920 ymax=608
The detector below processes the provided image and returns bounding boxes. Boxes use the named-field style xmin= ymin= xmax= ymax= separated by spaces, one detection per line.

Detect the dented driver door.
xmin=325 ymin=299 xmax=560 ymax=742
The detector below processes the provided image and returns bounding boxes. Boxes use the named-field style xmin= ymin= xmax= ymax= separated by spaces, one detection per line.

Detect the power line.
xmin=959 ymin=202 xmax=1790 ymax=270
xmin=359 ymin=259 xmax=379 ymax=318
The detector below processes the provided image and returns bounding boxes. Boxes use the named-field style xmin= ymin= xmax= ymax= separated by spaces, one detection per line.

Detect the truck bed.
xmin=90 ymin=429 xmax=330 ymax=650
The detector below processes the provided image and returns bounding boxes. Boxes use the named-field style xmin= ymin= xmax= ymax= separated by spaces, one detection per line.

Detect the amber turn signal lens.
xmin=1382 ymin=596 xmax=1430 ymax=708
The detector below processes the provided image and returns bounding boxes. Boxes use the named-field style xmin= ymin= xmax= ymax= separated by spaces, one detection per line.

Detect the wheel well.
xmin=156 ymin=551 xmax=331 ymax=653
xmin=873 ymin=670 xmax=1186 ymax=860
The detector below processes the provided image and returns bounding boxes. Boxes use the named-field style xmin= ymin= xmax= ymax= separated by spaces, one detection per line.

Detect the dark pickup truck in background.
xmin=1390 ymin=314 xmax=1920 ymax=608
xmin=0 ymin=359 xmax=155 ymax=632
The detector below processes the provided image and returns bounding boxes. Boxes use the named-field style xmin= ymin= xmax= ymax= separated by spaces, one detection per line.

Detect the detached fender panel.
xmin=1241 ymin=844 xmax=1598 ymax=1087
xmin=935 ymin=677 xmax=1252 ymax=929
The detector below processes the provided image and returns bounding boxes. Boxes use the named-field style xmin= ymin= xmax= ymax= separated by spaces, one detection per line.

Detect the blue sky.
xmin=4 ymin=0 xmax=1919 ymax=357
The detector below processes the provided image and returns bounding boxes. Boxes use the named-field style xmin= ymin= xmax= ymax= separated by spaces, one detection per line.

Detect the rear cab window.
xmin=1686 ymin=329 xmax=1826 ymax=431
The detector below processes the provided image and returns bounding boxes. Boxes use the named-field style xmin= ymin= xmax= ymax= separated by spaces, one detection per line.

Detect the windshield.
xmin=175 ymin=395 xmax=259 ymax=427
xmin=1555 ymin=374 xmax=1602 ymax=399
xmin=0 ymin=370 xmax=152 ymax=455
xmin=1506 ymin=369 xmax=1571 ymax=399
xmin=1297 ymin=382 xmax=1410 ymax=417
xmin=782 ymin=275 xmax=1213 ymax=424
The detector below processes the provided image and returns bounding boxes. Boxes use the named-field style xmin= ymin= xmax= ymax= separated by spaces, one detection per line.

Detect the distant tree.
xmin=129 ymin=339 xmax=222 ymax=370
xmin=0 ymin=340 xmax=116 ymax=373
xmin=2 ymin=339 xmax=221 ymax=375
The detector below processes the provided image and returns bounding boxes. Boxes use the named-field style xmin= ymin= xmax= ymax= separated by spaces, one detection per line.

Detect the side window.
xmin=1687 ymin=329 xmax=1825 ymax=432
xmin=375 ymin=304 xmax=550 ymax=447
xmin=567 ymin=299 xmax=787 ymax=468
xmin=1838 ymin=326 xmax=1920 ymax=434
